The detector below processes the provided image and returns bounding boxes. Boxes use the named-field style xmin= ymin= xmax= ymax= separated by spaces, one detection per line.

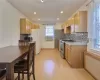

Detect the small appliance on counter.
xmin=20 ymin=34 xmax=33 ymax=42
xmin=24 ymin=36 xmax=33 ymax=42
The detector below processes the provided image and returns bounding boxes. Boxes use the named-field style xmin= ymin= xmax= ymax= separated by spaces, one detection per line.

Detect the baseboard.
xmin=84 ymin=68 xmax=97 ymax=80
xmin=41 ymin=48 xmax=57 ymax=50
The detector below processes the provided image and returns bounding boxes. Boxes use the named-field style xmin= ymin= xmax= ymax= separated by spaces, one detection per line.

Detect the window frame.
xmin=45 ymin=25 xmax=54 ymax=37
xmin=94 ymin=4 xmax=100 ymax=49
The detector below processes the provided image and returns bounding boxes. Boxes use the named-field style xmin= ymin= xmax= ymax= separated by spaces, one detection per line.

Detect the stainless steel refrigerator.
xmin=54 ymin=29 xmax=65 ymax=49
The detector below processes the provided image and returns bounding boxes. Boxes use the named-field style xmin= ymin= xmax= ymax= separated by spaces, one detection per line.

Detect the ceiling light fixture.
xmin=57 ymin=18 xmax=60 ymax=20
xmin=34 ymin=12 xmax=36 ymax=15
xmin=60 ymin=11 xmax=63 ymax=14
xmin=38 ymin=18 xmax=40 ymax=20
xmin=41 ymin=0 xmax=44 ymax=3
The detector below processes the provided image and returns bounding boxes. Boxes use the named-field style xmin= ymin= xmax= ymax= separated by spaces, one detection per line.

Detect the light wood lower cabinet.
xmin=65 ymin=44 xmax=87 ymax=68
xmin=67 ymin=46 xmax=71 ymax=64
xmin=65 ymin=44 xmax=68 ymax=60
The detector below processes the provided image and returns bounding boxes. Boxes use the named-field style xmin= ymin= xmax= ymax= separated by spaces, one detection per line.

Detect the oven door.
xmin=60 ymin=41 xmax=65 ymax=59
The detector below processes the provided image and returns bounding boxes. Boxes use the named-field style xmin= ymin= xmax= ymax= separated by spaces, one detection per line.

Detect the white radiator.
xmin=85 ymin=55 xmax=100 ymax=80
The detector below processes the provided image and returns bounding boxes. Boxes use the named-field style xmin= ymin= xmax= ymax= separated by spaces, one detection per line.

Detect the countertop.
xmin=65 ymin=41 xmax=87 ymax=45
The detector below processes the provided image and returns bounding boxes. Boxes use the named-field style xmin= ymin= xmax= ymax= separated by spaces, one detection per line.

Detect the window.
xmin=45 ymin=25 xmax=54 ymax=41
xmin=94 ymin=4 xmax=100 ymax=49
xmin=45 ymin=25 xmax=54 ymax=37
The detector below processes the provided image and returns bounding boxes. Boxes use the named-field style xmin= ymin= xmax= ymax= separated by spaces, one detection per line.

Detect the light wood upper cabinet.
xmin=32 ymin=24 xmax=40 ymax=29
xmin=62 ymin=18 xmax=74 ymax=34
xmin=68 ymin=19 xmax=72 ymax=26
xmin=62 ymin=22 xmax=71 ymax=34
xmin=70 ymin=17 xmax=75 ymax=33
xmin=62 ymin=11 xmax=87 ymax=33
xmin=74 ymin=11 xmax=87 ymax=32
xmin=74 ymin=12 xmax=80 ymax=26
xmin=20 ymin=18 xmax=32 ymax=34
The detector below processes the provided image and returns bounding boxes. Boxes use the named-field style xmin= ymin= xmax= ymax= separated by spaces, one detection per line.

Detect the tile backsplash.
xmin=64 ymin=32 xmax=88 ymax=42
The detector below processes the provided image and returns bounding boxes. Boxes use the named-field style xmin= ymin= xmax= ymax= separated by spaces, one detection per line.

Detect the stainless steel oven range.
xmin=59 ymin=39 xmax=74 ymax=59
xmin=59 ymin=40 xmax=65 ymax=59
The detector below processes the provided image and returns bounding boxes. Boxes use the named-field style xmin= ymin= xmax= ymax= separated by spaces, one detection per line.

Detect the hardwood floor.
xmin=35 ymin=49 xmax=94 ymax=80
xmin=4 ymin=49 xmax=94 ymax=80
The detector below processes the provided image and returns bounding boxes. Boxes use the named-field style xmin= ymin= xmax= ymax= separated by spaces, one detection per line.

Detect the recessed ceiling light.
xmin=60 ymin=11 xmax=64 ymax=14
xmin=38 ymin=18 xmax=40 ymax=20
xmin=34 ymin=12 xmax=36 ymax=15
xmin=57 ymin=18 xmax=60 ymax=20
xmin=41 ymin=0 xmax=44 ymax=3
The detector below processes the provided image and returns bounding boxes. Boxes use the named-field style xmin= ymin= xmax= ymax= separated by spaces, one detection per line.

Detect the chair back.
xmin=27 ymin=43 xmax=35 ymax=69
xmin=19 ymin=40 xmax=29 ymax=46
xmin=0 ymin=69 xmax=6 ymax=80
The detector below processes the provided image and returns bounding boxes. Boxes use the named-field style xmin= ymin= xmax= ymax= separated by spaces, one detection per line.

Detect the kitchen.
xmin=0 ymin=0 xmax=100 ymax=80
xmin=58 ymin=11 xmax=88 ymax=68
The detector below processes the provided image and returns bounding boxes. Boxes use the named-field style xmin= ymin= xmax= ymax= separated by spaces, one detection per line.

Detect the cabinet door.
xmin=74 ymin=11 xmax=87 ymax=32
xmin=74 ymin=13 xmax=80 ymax=32
xmin=26 ymin=20 xmax=30 ymax=34
xmin=67 ymin=46 xmax=71 ymax=64
xmin=20 ymin=19 xmax=31 ymax=34
xmin=29 ymin=22 xmax=32 ymax=33
xmin=74 ymin=13 xmax=80 ymax=25
xmin=79 ymin=11 xmax=87 ymax=32
xmin=64 ymin=26 xmax=66 ymax=34
xmin=32 ymin=24 xmax=35 ymax=29
xmin=20 ymin=19 xmax=27 ymax=34
xmin=66 ymin=27 xmax=71 ymax=33
xmin=65 ymin=44 xmax=68 ymax=60
xmin=70 ymin=17 xmax=75 ymax=33
xmin=26 ymin=20 xmax=32 ymax=34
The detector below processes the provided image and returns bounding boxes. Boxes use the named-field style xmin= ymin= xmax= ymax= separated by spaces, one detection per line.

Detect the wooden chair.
xmin=14 ymin=43 xmax=35 ymax=80
xmin=19 ymin=40 xmax=29 ymax=47
xmin=0 ymin=69 xmax=6 ymax=80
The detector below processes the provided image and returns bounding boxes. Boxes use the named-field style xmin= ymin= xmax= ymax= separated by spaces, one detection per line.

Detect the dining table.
xmin=0 ymin=46 xmax=30 ymax=80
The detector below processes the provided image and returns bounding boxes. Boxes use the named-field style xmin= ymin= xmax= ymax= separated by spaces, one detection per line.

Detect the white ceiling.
xmin=7 ymin=0 xmax=87 ymax=24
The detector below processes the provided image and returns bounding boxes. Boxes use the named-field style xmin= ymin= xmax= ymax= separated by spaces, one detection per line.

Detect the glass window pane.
xmin=94 ymin=4 xmax=100 ymax=49
xmin=45 ymin=25 xmax=54 ymax=37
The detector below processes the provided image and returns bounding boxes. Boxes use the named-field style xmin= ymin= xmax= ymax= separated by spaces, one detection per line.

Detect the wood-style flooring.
xmin=35 ymin=49 xmax=94 ymax=80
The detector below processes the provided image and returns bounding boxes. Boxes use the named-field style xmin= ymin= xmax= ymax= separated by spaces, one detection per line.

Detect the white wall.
xmin=40 ymin=25 xmax=54 ymax=49
xmin=40 ymin=23 xmax=63 ymax=49
xmin=0 ymin=0 xmax=26 ymax=47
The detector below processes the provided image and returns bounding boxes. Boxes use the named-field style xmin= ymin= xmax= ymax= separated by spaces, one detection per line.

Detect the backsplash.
xmin=64 ymin=32 xmax=88 ymax=42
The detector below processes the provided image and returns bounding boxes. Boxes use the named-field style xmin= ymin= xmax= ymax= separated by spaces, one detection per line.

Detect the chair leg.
xmin=33 ymin=73 xmax=35 ymax=80
xmin=18 ymin=73 xmax=20 ymax=80
xmin=32 ymin=63 xmax=35 ymax=80
xmin=27 ymin=71 xmax=30 ymax=80
xmin=22 ymin=71 xmax=24 ymax=80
